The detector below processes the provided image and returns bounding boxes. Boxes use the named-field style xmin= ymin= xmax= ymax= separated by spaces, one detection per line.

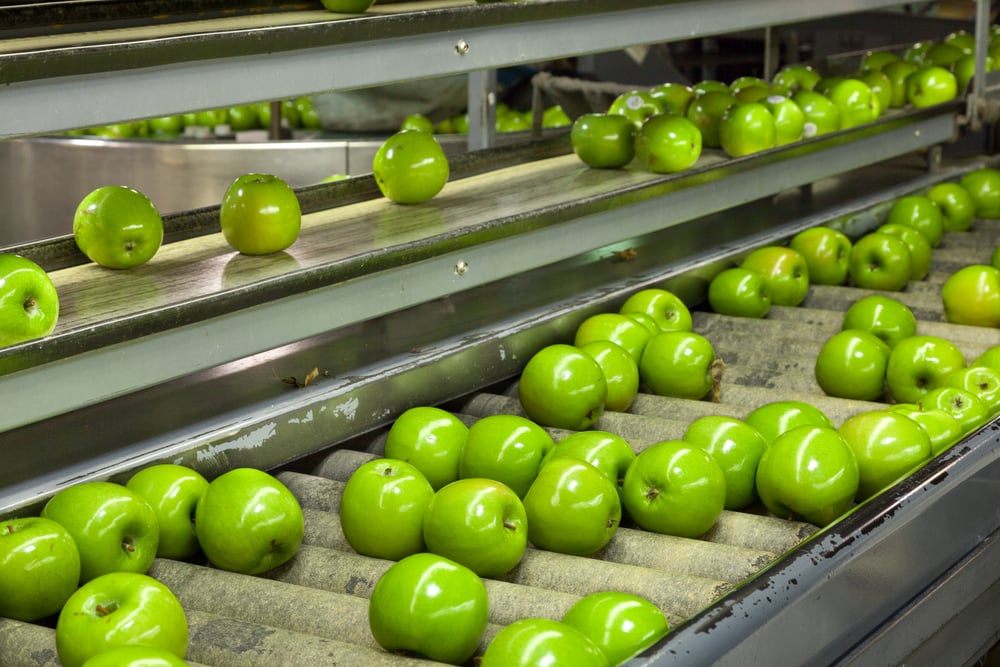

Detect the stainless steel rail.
xmin=0 ymin=0 xmax=917 ymax=138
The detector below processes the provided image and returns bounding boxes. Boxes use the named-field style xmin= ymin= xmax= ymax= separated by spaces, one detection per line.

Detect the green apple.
xmin=944 ymin=365 xmax=1000 ymax=415
xmin=373 ymin=130 xmax=449 ymax=204
xmin=42 ymin=481 xmax=158 ymax=584
xmin=338 ymin=457 xmax=433 ymax=560
xmin=622 ymin=439 xmax=726 ymax=537
xmin=683 ymin=415 xmax=768 ymax=510
xmin=926 ymin=182 xmax=976 ymax=232
xmin=608 ymin=90 xmax=664 ymax=129
xmin=891 ymin=404 xmax=964 ymax=456
xmin=885 ymin=195 xmax=944 ymax=247
xmin=383 ymin=406 xmax=468 ymax=491
xmin=744 ymin=399 xmax=834 ymax=445
xmin=861 ymin=50 xmax=902 ymax=71
xmin=649 ymin=82 xmax=696 ymax=115
xmin=815 ymin=329 xmax=890 ymax=401
xmin=220 ymin=173 xmax=302 ymax=255
xmin=876 ymin=222 xmax=932 ymax=281
xmin=905 ymin=40 xmax=936 ymax=65
xmin=625 ymin=312 xmax=660 ymax=336
xmin=73 ymin=185 xmax=164 ymax=268
xmin=634 ymin=114 xmax=703 ymax=173
xmin=619 ymin=288 xmax=692 ymax=332
xmin=368 ymin=553 xmax=489 ymax=665
xmin=730 ymin=75 xmax=770 ymax=93
xmin=923 ymin=42 xmax=965 ymax=68
xmin=945 ymin=30 xmax=976 ymax=55
xmin=497 ymin=112 xmax=531 ymax=133
xmin=562 ymin=591 xmax=669 ymax=666
xmin=960 ymin=168 xmax=1000 ymax=219
xmin=755 ymin=424 xmax=860 ymax=526
xmin=0 ymin=517 xmax=80 ymax=621
xmin=294 ymin=97 xmax=321 ymax=129
xmin=906 ymin=66 xmax=959 ymax=108
xmin=542 ymin=105 xmax=573 ymax=128
xmin=481 ymin=617 xmax=609 ymax=667
xmin=81 ymin=645 xmax=189 ymax=667
xmin=841 ymin=294 xmax=916 ymax=349
xmin=518 ymin=343 xmax=607 ymax=430
xmin=195 ymin=467 xmax=304 ymax=575
xmin=639 ymin=330 xmax=717 ymax=400
xmin=55 ymin=572 xmax=188 ymax=667
xmin=923 ymin=386 xmax=992 ymax=434
xmin=814 ymin=77 xmax=847 ymax=96
xmin=761 ymin=94 xmax=806 ymax=146
xmin=574 ymin=312 xmax=653 ymax=362
xmin=459 ymin=414 xmax=554 ymax=498
xmin=838 ymin=410 xmax=932 ymax=501
xmin=847 ymin=232 xmax=912 ymax=291
xmin=422 ymin=477 xmax=527 ymax=577
xmin=125 ymin=464 xmax=208 ymax=560
xmin=789 ymin=226 xmax=852 ymax=285
xmin=772 ymin=64 xmax=822 ymax=93
xmin=719 ymin=102 xmax=777 ymax=157
xmin=882 ymin=60 xmax=919 ymax=108
xmin=792 ymin=90 xmax=842 ymax=137
xmin=571 ymin=114 xmax=637 ymax=169
xmin=734 ymin=84 xmax=773 ymax=103
xmin=953 ymin=54 xmax=997 ymax=93
xmin=147 ymin=115 xmax=185 ymax=136
xmin=739 ymin=245 xmax=810 ymax=306
xmin=827 ymin=78 xmax=881 ymax=128
xmin=856 ymin=69 xmax=893 ymax=113
xmin=692 ymin=79 xmax=730 ymax=95
xmin=192 ymin=108 xmax=228 ymax=128
xmin=226 ymin=104 xmax=260 ymax=131
xmin=685 ymin=91 xmax=738 ymax=148
xmin=580 ymin=340 xmax=640 ymax=412
xmin=707 ymin=266 xmax=771 ymax=318
xmin=540 ymin=430 xmax=636 ymax=504
xmin=399 ymin=112 xmax=434 ymax=133
xmin=974 ymin=345 xmax=1000 ymax=372
xmin=0 ymin=254 xmax=59 ymax=347
xmin=886 ymin=335 xmax=967 ymax=405
xmin=523 ymin=456 xmax=621 ymax=555
xmin=941 ymin=264 xmax=1000 ymax=327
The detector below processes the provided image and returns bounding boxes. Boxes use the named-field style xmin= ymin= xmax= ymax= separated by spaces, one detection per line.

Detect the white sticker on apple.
xmin=626 ymin=95 xmax=645 ymax=110
xmin=766 ymin=94 xmax=787 ymax=104
xmin=802 ymin=122 xmax=818 ymax=138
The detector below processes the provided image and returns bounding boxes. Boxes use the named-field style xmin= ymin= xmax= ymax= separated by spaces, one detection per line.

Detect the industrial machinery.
xmin=1 ymin=1 xmax=999 ymax=665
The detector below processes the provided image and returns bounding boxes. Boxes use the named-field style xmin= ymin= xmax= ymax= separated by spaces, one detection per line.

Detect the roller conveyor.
xmin=2 ymin=155 xmax=1000 ymax=664
xmin=2 ymin=1 xmax=1000 ymax=664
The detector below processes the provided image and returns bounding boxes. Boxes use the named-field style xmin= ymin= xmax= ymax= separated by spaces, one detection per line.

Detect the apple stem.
xmin=122 ymin=538 xmax=135 ymax=554
xmin=503 ymin=520 xmax=518 ymax=532
xmin=124 ymin=241 xmax=135 ymax=252
xmin=3 ymin=524 xmax=13 ymax=534
xmin=22 ymin=296 xmax=36 ymax=314
xmin=95 ymin=603 xmax=116 ymax=617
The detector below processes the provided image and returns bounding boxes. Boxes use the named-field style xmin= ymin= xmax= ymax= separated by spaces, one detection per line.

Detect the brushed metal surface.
xmin=0 ymin=107 xmax=960 ymax=434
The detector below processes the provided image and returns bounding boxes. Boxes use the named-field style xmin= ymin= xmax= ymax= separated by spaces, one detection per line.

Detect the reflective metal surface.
xmin=0 ymin=104 xmax=960 ymax=435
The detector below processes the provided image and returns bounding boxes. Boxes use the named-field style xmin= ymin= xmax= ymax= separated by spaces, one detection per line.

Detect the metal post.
xmin=467 ymin=69 xmax=498 ymax=151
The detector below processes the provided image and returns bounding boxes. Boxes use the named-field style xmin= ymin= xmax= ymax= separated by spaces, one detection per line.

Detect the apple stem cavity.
xmin=22 ymin=296 xmax=37 ymax=315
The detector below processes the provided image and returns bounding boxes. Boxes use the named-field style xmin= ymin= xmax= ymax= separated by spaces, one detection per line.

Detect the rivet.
xmin=455 ymin=40 xmax=470 ymax=55
xmin=454 ymin=261 xmax=469 ymax=276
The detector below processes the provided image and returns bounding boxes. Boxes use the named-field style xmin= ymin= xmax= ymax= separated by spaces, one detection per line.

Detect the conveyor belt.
xmin=2 ymin=209 xmax=999 ymax=666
